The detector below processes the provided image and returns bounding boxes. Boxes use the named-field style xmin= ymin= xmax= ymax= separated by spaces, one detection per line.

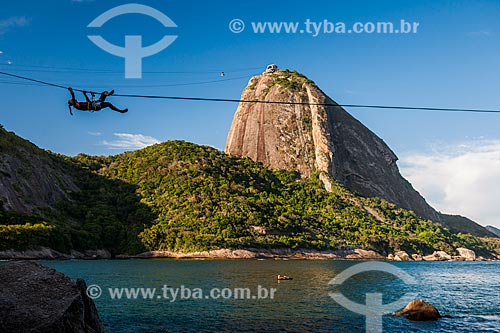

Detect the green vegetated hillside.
xmin=2 ymin=127 xmax=497 ymax=256
xmin=0 ymin=126 xmax=153 ymax=255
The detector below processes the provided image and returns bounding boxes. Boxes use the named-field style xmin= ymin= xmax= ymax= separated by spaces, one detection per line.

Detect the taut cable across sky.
xmin=1 ymin=70 xmax=500 ymax=114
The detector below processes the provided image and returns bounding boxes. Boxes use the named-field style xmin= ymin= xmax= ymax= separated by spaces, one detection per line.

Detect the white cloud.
xmin=399 ymin=139 xmax=500 ymax=228
xmin=467 ymin=30 xmax=492 ymax=37
xmin=344 ymin=89 xmax=366 ymax=96
xmin=101 ymin=133 xmax=160 ymax=150
xmin=0 ymin=16 xmax=30 ymax=35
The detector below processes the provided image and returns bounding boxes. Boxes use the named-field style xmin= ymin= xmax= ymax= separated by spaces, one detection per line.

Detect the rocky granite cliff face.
xmin=0 ymin=127 xmax=78 ymax=213
xmin=225 ymin=70 xmax=440 ymax=221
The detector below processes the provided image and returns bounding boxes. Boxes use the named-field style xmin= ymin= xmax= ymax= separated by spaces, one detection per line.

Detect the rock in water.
xmin=395 ymin=299 xmax=442 ymax=321
xmin=423 ymin=251 xmax=452 ymax=261
xmin=225 ymin=70 xmax=439 ymax=221
xmin=0 ymin=261 xmax=105 ymax=333
xmin=456 ymin=247 xmax=476 ymax=261
xmin=394 ymin=251 xmax=412 ymax=261
xmin=345 ymin=248 xmax=385 ymax=259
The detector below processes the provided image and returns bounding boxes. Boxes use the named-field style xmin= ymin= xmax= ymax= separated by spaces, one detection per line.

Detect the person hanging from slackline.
xmin=67 ymin=87 xmax=128 ymax=115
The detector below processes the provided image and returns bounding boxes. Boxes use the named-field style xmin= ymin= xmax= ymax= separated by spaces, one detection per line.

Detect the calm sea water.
xmin=36 ymin=260 xmax=500 ymax=333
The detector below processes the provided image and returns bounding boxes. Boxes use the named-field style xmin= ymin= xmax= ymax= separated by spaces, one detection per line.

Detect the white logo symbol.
xmin=87 ymin=3 xmax=178 ymax=79
xmin=86 ymin=284 xmax=102 ymax=299
xmin=229 ymin=19 xmax=245 ymax=33
xmin=328 ymin=262 xmax=417 ymax=333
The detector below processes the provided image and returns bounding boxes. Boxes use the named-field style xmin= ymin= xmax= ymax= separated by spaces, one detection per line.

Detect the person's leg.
xmin=98 ymin=90 xmax=114 ymax=102
xmin=102 ymin=102 xmax=128 ymax=113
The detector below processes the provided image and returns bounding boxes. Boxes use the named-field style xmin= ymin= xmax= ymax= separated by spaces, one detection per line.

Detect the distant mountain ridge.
xmin=440 ymin=214 xmax=497 ymax=238
xmin=486 ymin=225 xmax=500 ymax=237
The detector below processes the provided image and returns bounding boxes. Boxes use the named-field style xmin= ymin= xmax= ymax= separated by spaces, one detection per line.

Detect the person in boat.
xmin=67 ymin=87 xmax=128 ymax=115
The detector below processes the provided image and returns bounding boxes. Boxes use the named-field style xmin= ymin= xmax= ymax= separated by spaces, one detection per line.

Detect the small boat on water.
xmin=277 ymin=274 xmax=293 ymax=281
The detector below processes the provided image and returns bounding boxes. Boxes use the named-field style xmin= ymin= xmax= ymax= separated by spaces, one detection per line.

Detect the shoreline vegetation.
xmin=1 ymin=246 xmax=498 ymax=261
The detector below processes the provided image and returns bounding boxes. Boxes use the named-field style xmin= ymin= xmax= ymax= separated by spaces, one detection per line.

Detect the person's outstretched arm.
xmin=68 ymin=87 xmax=78 ymax=101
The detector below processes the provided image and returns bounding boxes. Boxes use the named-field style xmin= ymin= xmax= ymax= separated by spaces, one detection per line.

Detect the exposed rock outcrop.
xmin=225 ymin=70 xmax=439 ymax=221
xmin=123 ymin=248 xmax=387 ymax=260
xmin=395 ymin=300 xmax=442 ymax=321
xmin=0 ymin=261 xmax=105 ymax=332
xmin=0 ymin=247 xmax=112 ymax=260
xmin=411 ymin=254 xmax=423 ymax=261
xmin=392 ymin=251 xmax=412 ymax=261
xmin=422 ymin=251 xmax=452 ymax=261
xmin=344 ymin=248 xmax=385 ymax=259
xmin=0 ymin=127 xmax=78 ymax=213
xmin=456 ymin=247 xmax=476 ymax=261
xmin=0 ymin=247 xmax=70 ymax=260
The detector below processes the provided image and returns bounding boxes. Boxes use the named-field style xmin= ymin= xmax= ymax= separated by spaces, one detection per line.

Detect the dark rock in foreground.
xmin=0 ymin=261 xmax=105 ymax=333
xmin=395 ymin=299 xmax=442 ymax=321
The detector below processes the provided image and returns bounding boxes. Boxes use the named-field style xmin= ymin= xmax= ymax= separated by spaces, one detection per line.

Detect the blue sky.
xmin=2 ymin=0 xmax=500 ymax=227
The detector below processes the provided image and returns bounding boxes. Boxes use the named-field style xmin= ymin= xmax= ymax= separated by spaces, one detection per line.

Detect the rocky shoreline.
xmin=0 ymin=246 xmax=498 ymax=261
xmin=0 ymin=247 xmax=114 ymax=260
xmin=125 ymin=248 xmax=386 ymax=260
